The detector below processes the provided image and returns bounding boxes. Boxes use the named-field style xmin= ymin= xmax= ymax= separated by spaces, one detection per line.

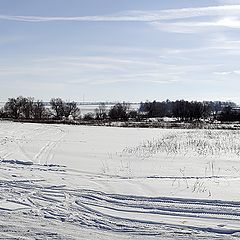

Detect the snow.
xmin=0 ymin=121 xmax=239 ymax=239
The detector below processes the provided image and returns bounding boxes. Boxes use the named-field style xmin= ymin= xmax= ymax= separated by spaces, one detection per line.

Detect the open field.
xmin=0 ymin=121 xmax=239 ymax=239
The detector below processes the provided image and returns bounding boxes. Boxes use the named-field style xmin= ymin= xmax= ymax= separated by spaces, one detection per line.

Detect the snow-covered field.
xmin=0 ymin=121 xmax=239 ymax=239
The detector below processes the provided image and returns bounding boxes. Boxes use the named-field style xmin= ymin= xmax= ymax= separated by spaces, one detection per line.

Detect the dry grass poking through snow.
xmin=122 ymin=130 xmax=240 ymax=159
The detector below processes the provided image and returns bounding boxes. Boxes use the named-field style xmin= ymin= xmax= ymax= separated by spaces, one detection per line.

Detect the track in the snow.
xmin=0 ymin=177 xmax=240 ymax=238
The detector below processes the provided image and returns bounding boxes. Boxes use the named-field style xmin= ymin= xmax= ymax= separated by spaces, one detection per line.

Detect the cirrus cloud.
xmin=0 ymin=5 xmax=240 ymax=23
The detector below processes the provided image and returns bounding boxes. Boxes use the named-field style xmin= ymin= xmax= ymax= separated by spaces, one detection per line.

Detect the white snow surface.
xmin=0 ymin=121 xmax=239 ymax=239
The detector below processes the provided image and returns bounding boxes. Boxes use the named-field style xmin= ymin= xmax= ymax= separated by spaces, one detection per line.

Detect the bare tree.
xmin=108 ymin=103 xmax=130 ymax=121
xmin=4 ymin=96 xmax=32 ymax=119
xmin=32 ymin=100 xmax=46 ymax=120
xmin=21 ymin=97 xmax=34 ymax=119
xmin=4 ymin=97 xmax=21 ymax=119
xmin=50 ymin=98 xmax=65 ymax=119
xmin=64 ymin=101 xmax=80 ymax=119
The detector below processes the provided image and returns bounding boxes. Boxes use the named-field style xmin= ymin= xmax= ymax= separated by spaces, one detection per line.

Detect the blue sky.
xmin=1 ymin=0 xmax=240 ymax=103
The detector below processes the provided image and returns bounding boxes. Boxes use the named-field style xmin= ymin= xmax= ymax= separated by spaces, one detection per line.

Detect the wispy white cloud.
xmin=211 ymin=36 xmax=240 ymax=48
xmin=1 ymin=5 xmax=240 ymax=35
xmin=151 ymin=17 xmax=240 ymax=33
xmin=1 ymin=5 xmax=240 ymax=23
xmin=0 ymin=55 xmax=220 ymax=86
xmin=214 ymin=70 xmax=240 ymax=75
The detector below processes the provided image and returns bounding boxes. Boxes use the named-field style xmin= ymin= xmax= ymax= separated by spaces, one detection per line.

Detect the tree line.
xmin=0 ymin=96 xmax=239 ymax=122
xmin=139 ymin=100 xmax=238 ymax=121
xmin=219 ymin=106 xmax=240 ymax=122
xmin=0 ymin=96 xmax=134 ymax=121
xmin=0 ymin=96 xmax=80 ymax=120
